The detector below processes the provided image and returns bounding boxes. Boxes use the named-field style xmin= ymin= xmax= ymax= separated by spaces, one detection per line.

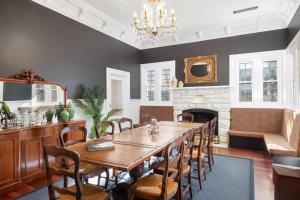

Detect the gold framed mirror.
xmin=184 ymin=55 xmax=217 ymax=84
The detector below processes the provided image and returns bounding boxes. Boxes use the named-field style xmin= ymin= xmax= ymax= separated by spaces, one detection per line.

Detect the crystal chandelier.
xmin=132 ymin=0 xmax=176 ymax=40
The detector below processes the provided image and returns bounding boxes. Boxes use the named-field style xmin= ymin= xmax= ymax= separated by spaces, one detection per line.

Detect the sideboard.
xmin=0 ymin=120 xmax=86 ymax=195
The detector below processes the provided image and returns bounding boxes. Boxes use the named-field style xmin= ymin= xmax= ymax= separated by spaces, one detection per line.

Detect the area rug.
xmin=17 ymin=155 xmax=254 ymax=200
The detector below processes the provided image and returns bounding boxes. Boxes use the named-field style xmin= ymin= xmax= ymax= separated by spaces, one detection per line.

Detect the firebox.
xmin=183 ymin=108 xmax=218 ymax=135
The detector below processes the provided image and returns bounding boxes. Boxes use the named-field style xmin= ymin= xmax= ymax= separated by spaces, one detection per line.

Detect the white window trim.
xmin=230 ymin=50 xmax=287 ymax=108
xmin=141 ymin=61 xmax=175 ymax=106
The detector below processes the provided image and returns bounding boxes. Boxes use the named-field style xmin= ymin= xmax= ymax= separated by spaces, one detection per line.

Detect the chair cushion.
xmin=68 ymin=162 xmax=101 ymax=176
xmin=264 ymin=134 xmax=297 ymax=156
xmin=59 ymin=184 xmax=109 ymax=200
xmin=134 ymin=174 xmax=178 ymax=199
xmin=152 ymin=160 xmax=190 ymax=175
xmin=191 ymin=150 xmax=205 ymax=161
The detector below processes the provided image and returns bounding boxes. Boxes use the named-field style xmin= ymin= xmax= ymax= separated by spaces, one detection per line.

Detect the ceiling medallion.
xmin=132 ymin=0 xmax=176 ymax=41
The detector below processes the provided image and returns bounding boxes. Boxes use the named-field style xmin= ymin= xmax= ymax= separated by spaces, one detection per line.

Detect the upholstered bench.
xmin=229 ymin=108 xmax=300 ymax=156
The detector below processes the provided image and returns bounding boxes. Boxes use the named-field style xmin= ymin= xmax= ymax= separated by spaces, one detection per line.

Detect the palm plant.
xmin=72 ymin=85 xmax=121 ymax=139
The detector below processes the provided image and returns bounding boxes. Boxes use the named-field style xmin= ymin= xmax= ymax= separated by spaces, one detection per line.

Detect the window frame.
xmin=141 ymin=61 xmax=175 ymax=106
xmin=230 ymin=50 xmax=286 ymax=108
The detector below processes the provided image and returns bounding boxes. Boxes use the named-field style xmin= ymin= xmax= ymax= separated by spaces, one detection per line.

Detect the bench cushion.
xmin=229 ymin=130 xmax=266 ymax=138
xmin=264 ymin=134 xmax=297 ymax=156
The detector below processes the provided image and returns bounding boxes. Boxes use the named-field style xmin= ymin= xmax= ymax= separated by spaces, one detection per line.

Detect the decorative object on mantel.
xmin=178 ymin=80 xmax=184 ymax=88
xmin=171 ymin=76 xmax=178 ymax=88
xmin=132 ymin=0 xmax=176 ymax=40
xmin=184 ymin=55 xmax=217 ymax=84
xmin=73 ymin=85 xmax=121 ymax=139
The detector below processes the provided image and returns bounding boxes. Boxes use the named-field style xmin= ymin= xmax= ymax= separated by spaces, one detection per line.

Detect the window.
xmin=239 ymin=62 xmax=252 ymax=102
xmin=263 ymin=61 xmax=278 ymax=102
xmin=36 ymin=84 xmax=45 ymax=102
xmin=141 ymin=61 xmax=175 ymax=105
xmin=230 ymin=50 xmax=285 ymax=107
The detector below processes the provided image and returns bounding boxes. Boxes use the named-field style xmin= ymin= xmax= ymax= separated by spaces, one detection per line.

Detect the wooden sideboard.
xmin=0 ymin=120 xmax=86 ymax=195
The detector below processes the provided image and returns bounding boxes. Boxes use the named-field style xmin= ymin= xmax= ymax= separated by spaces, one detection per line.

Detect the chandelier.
xmin=132 ymin=0 xmax=176 ymax=40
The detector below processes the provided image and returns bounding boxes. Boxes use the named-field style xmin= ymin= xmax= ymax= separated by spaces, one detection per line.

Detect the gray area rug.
xmin=17 ymin=155 xmax=254 ymax=200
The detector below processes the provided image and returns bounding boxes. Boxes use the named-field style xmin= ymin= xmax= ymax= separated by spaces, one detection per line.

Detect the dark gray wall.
xmin=288 ymin=6 xmax=300 ymax=44
xmin=0 ymin=0 xmax=141 ymax=99
xmin=141 ymin=29 xmax=287 ymax=86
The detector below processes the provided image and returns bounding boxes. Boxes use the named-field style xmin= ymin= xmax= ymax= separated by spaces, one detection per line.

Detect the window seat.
xmin=229 ymin=108 xmax=300 ymax=157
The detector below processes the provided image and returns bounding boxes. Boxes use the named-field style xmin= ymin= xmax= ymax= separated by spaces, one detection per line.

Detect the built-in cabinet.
xmin=0 ymin=120 xmax=85 ymax=195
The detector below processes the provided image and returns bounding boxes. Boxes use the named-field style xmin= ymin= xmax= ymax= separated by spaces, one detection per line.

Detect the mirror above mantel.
xmin=184 ymin=55 xmax=217 ymax=84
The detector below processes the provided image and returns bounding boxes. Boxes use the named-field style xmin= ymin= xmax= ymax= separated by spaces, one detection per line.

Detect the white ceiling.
xmin=33 ymin=0 xmax=300 ymax=49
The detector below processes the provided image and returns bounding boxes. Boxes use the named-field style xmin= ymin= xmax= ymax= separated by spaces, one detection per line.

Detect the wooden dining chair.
xmin=207 ymin=117 xmax=217 ymax=171
xmin=190 ymin=122 xmax=209 ymax=190
xmin=59 ymin=126 xmax=109 ymax=188
xmin=129 ymin=137 xmax=184 ymax=200
xmin=95 ymin=120 xmax=115 ymax=138
xmin=44 ymin=145 xmax=110 ymax=200
xmin=177 ymin=113 xmax=194 ymax=122
xmin=118 ymin=117 xmax=133 ymax=132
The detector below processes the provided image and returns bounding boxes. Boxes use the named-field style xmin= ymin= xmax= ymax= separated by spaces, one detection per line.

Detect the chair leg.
xmin=63 ymin=175 xmax=68 ymax=188
xmin=197 ymin=160 xmax=203 ymax=190
xmin=211 ymin=146 xmax=215 ymax=165
xmin=188 ymin=171 xmax=193 ymax=199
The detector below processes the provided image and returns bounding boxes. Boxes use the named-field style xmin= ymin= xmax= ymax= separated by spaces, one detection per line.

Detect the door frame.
xmin=106 ymin=67 xmax=130 ymax=117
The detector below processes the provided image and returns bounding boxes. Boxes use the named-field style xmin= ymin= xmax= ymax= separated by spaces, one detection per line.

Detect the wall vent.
xmin=233 ymin=6 xmax=258 ymax=14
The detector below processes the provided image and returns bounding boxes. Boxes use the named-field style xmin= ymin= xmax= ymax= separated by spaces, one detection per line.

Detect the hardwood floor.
xmin=0 ymin=147 xmax=273 ymax=200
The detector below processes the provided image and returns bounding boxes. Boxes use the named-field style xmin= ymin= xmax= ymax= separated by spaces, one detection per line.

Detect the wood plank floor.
xmin=0 ymin=147 xmax=273 ymax=200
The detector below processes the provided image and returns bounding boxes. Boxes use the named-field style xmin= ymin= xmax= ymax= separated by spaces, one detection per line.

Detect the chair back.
xmin=59 ymin=126 xmax=87 ymax=147
xmin=177 ymin=113 xmax=194 ymax=122
xmin=44 ymin=145 xmax=83 ymax=200
xmin=95 ymin=121 xmax=115 ymax=138
xmin=141 ymin=114 xmax=152 ymax=125
xmin=195 ymin=122 xmax=209 ymax=159
xmin=118 ymin=118 xmax=133 ymax=132
xmin=209 ymin=117 xmax=218 ymax=143
xmin=161 ymin=137 xmax=184 ymax=199
xmin=183 ymin=129 xmax=195 ymax=165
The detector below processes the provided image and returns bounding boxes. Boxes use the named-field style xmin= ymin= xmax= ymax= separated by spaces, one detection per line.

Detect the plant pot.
xmin=45 ymin=109 xmax=54 ymax=123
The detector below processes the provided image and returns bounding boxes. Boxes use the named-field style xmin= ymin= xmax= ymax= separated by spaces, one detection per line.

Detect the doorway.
xmin=106 ymin=68 xmax=130 ymax=117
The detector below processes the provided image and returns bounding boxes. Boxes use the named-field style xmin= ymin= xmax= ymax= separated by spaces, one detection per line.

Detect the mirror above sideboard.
xmin=0 ymin=70 xmax=67 ymax=127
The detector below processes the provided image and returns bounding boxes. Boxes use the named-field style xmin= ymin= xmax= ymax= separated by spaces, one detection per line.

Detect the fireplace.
xmin=183 ymin=108 xmax=218 ymax=135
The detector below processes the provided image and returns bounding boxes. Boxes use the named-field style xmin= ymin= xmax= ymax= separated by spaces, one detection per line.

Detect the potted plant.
xmin=73 ymin=85 xmax=120 ymax=139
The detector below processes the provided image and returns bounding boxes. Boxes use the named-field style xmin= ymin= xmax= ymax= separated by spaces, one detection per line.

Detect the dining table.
xmin=67 ymin=121 xmax=203 ymax=175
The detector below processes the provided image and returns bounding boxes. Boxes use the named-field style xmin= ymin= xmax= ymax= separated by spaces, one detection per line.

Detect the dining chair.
xmin=207 ymin=117 xmax=217 ymax=171
xmin=44 ymin=145 xmax=110 ymax=200
xmin=59 ymin=126 xmax=109 ymax=188
xmin=129 ymin=137 xmax=184 ymax=200
xmin=118 ymin=117 xmax=133 ymax=132
xmin=95 ymin=120 xmax=115 ymax=138
xmin=191 ymin=122 xmax=209 ymax=190
xmin=177 ymin=113 xmax=194 ymax=122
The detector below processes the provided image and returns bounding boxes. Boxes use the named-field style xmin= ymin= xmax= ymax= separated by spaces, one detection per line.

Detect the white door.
xmin=106 ymin=68 xmax=130 ymax=117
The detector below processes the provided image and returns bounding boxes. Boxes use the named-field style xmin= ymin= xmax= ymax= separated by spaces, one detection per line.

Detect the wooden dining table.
xmin=67 ymin=121 xmax=203 ymax=173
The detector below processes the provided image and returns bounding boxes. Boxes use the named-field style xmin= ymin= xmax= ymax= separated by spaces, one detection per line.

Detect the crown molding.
xmin=31 ymin=0 xmax=141 ymax=49
xmin=31 ymin=0 xmax=299 ymax=50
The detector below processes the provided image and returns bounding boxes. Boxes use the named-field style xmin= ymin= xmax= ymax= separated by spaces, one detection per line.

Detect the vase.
xmin=60 ymin=109 xmax=69 ymax=122
xmin=67 ymin=103 xmax=75 ymax=120
xmin=178 ymin=81 xmax=184 ymax=88
xmin=171 ymin=76 xmax=178 ymax=88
